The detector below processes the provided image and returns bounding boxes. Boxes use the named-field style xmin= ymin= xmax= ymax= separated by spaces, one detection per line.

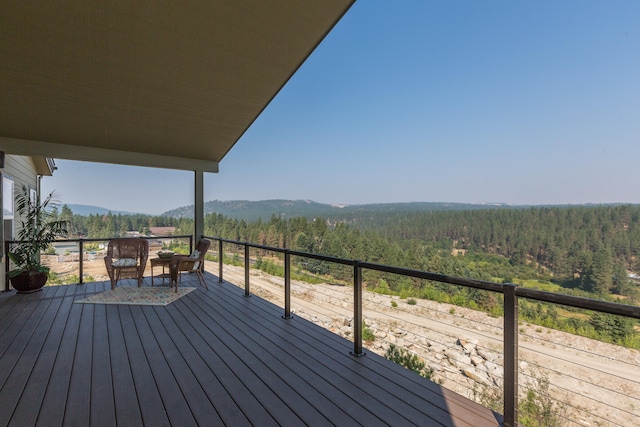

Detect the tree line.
xmin=58 ymin=203 xmax=640 ymax=346
xmin=323 ymin=204 xmax=640 ymax=296
xmin=55 ymin=205 xmax=180 ymax=238
xmin=59 ymin=204 xmax=640 ymax=300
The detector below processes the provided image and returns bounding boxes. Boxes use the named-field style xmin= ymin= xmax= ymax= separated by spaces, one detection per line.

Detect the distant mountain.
xmin=65 ymin=204 xmax=144 ymax=216
xmin=163 ymin=199 xmax=339 ymax=221
xmin=161 ymin=200 xmax=516 ymax=222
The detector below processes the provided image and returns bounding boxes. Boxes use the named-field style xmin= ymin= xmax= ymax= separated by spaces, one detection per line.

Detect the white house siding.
xmin=1 ymin=155 xmax=39 ymax=289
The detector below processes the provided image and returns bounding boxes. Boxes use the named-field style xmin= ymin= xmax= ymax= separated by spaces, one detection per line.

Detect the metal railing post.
xmin=78 ymin=239 xmax=84 ymax=285
xmin=283 ymin=250 xmax=292 ymax=319
xmin=351 ymin=261 xmax=365 ymax=357
xmin=503 ymin=283 xmax=519 ymax=427
xmin=218 ymin=239 xmax=223 ymax=283
xmin=244 ymin=243 xmax=250 ymax=297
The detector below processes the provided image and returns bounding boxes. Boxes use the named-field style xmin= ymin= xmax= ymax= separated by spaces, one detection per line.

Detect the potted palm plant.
xmin=7 ymin=184 xmax=67 ymax=293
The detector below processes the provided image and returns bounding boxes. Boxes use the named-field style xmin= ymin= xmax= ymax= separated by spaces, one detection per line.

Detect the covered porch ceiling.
xmin=0 ymin=0 xmax=355 ymax=172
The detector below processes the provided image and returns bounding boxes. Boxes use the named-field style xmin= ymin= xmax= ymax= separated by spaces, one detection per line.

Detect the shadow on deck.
xmin=0 ymin=272 xmax=502 ymax=426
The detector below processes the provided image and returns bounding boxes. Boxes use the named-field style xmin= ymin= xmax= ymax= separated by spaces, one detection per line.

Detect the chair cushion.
xmin=189 ymin=250 xmax=201 ymax=270
xmin=112 ymin=258 xmax=137 ymax=267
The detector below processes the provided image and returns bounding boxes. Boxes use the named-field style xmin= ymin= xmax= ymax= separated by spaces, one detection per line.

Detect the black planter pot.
xmin=10 ymin=270 xmax=48 ymax=294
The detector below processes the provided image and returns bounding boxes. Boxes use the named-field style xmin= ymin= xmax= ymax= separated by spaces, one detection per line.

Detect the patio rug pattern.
xmin=75 ymin=286 xmax=196 ymax=306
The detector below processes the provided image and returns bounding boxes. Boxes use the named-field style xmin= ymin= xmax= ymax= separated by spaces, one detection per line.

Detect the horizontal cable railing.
xmin=206 ymin=236 xmax=640 ymax=427
xmin=4 ymin=235 xmax=193 ymax=290
xmin=6 ymin=233 xmax=639 ymax=426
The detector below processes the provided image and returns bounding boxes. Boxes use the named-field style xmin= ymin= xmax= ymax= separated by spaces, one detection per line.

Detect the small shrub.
xmin=376 ymin=278 xmax=390 ymax=294
xmin=472 ymin=382 xmax=503 ymax=413
xmin=385 ymin=344 xmax=432 ymax=379
xmin=407 ymin=298 xmax=417 ymax=305
xmin=391 ymin=300 xmax=398 ymax=308
xmin=519 ymin=373 xmax=566 ymax=427
xmin=449 ymin=308 xmax=455 ymax=315
xmin=362 ymin=321 xmax=375 ymax=342
xmin=472 ymin=371 xmax=565 ymax=427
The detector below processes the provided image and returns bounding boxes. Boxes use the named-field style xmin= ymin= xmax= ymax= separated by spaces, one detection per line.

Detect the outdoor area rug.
xmin=74 ymin=286 xmax=196 ymax=306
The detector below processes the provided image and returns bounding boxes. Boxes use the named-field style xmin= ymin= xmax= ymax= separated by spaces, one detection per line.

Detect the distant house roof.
xmin=149 ymin=227 xmax=175 ymax=236
xmin=148 ymin=240 xmax=163 ymax=250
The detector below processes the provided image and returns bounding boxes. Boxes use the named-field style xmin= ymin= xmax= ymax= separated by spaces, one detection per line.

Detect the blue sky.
xmin=42 ymin=1 xmax=640 ymax=215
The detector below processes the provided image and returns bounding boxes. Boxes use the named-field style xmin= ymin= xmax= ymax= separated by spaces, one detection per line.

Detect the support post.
xmin=78 ymin=239 xmax=84 ymax=285
xmin=244 ymin=244 xmax=250 ymax=297
xmin=283 ymin=251 xmax=292 ymax=319
xmin=218 ymin=239 xmax=223 ymax=283
xmin=503 ymin=284 xmax=519 ymax=427
xmin=351 ymin=261 xmax=365 ymax=357
xmin=193 ymin=169 xmax=204 ymax=247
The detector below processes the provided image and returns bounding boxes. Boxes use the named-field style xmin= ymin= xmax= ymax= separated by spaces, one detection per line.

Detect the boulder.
xmin=476 ymin=346 xmax=494 ymax=361
xmin=458 ymin=337 xmax=479 ymax=354
xmin=429 ymin=343 xmax=448 ymax=354
xmin=446 ymin=349 xmax=472 ymax=369
xmin=470 ymin=355 xmax=484 ymax=366
xmin=463 ymin=368 xmax=490 ymax=385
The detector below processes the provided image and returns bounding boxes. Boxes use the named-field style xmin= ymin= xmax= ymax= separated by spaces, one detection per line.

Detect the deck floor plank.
xmin=36 ymin=293 xmax=84 ymax=426
xmin=118 ymin=304 xmax=172 ymax=427
xmin=0 ymin=275 xmax=502 ymax=427
xmin=239 ymin=282 xmax=503 ymax=427
xmin=0 ymin=285 xmax=56 ymax=342
xmin=10 ymin=291 xmax=73 ymax=426
xmin=188 ymin=287 xmax=390 ymax=426
xmin=162 ymin=296 xmax=277 ymax=427
xmin=131 ymin=304 xmax=198 ymax=427
xmin=171 ymin=297 xmax=308 ymax=426
xmin=204 ymin=279 xmax=493 ymax=427
xmin=91 ymin=303 xmax=117 ymax=426
xmin=156 ymin=304 xmax=250 ymax=426
xmin=0 ymin=286 xmax=67 ymax=426
xmin=64 ymin=300 xmax=94 ymax=426
xmin=183 ymin=291 xmax=364 ymax=426
xmin=246 ymin=282 xmax=503 ymax=427
xmin=142 ymin=306 xmax=224 ymax=426
xmin=105 ymin=303 xmax=145 ymax=426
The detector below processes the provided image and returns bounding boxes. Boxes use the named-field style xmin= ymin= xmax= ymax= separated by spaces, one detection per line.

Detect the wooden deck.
xmin=0 ymin=272 xmax=502 ymax=426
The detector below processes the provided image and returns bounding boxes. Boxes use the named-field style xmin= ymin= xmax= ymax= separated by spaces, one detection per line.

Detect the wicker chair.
xmin=169 ymin=239 xmax=211 ymax=292
xmin=104 ymin=238 xmax=149 ymax=290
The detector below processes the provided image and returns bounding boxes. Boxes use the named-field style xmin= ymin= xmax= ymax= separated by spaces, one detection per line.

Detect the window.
xmin=3 ymin=175 xmax=14 ymax=240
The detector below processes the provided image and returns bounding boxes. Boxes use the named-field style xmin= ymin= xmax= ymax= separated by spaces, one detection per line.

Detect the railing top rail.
xmin=207 ymin=235 xmax=640 ymax=320
xmin=7 ymin=235 xmax=194 ymax=245
xmin=359 ymin=261 xmax=506 ymax=293
xmin=516 ymin=287 xmax=640 ymax=319
xmin=215 ymin=238 xmax=356 ymax=266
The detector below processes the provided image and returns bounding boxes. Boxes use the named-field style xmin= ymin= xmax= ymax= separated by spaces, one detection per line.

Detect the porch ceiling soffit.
xmin=32 ymin=155 xmax=55 ymax=176
xmin=0 ymin=0 xmax=355 ymax=172
xmin=0 ymin=137 xmax=217 ymax=172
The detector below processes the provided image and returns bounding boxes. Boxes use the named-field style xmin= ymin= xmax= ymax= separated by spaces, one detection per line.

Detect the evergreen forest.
xmin=57 ymin=202 xmax=640 ymax=347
